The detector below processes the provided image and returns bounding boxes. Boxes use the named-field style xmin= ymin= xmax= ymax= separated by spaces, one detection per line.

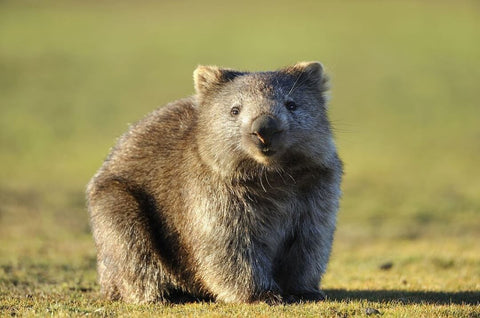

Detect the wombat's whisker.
xmin=287 ymin=73 xmax=303 ymax=96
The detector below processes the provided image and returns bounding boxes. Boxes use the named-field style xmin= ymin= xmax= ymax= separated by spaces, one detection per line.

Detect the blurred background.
xmin=0 ymin=0 xmax=479 ymax=293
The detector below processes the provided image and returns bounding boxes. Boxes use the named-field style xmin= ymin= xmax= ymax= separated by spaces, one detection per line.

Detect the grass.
xmin=1 ymin=0 xmax=479 ymax=316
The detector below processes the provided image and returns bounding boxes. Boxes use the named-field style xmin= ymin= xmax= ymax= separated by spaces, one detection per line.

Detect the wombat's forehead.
xmin=235 ymin=72 xmax=293 ymax=97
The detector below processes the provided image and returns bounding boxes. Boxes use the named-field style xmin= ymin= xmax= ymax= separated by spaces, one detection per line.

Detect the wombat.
xmin=86 ymin=61 xmax=343 ymax=304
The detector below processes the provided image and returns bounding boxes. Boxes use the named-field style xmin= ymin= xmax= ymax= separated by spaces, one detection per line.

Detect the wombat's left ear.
xmin=283 ymin=61 xmax=329 ymax=92
xmin=193 ymin=65 xmax=243 ymax=96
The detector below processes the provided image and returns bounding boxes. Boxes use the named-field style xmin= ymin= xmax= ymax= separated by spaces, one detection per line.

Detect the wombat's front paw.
xmin=255 ymin=290 xmax=284 ymax=305
xmin=285 ymin=290 xmax=326 ymax=303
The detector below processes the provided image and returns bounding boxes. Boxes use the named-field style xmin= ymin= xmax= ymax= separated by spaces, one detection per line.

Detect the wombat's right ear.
xmin=194 ymin=65 xmax=242 ymax=96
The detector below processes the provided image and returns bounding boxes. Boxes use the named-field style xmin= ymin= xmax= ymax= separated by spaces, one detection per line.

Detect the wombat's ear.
xmin=283 ymin=61 xmax=329 ymax=92
xmin=193 ymin=65 xmax=243 ymax=96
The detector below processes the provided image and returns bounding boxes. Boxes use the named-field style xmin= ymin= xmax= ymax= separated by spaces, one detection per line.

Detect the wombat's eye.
xmin=230 ymin=106 xmax=241 ymax=116
xmin=285 ymin=101 xmax=298 ymax=111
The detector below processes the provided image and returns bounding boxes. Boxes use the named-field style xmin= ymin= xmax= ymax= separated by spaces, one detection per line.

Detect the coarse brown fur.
xmin=86 ymin=62 xmax=343 ymax=304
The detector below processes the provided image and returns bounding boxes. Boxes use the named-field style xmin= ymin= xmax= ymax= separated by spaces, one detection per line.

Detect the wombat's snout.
xmin=250 ymin=115 xmax=282 ymax=155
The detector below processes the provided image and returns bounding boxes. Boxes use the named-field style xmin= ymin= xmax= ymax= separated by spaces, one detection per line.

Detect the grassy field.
xmin=1 ymin=0 xmax=479 ymax=316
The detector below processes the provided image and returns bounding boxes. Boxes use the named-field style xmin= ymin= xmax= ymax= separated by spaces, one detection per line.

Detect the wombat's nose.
xmin=251 ymin=115 xmax=281 ymax=145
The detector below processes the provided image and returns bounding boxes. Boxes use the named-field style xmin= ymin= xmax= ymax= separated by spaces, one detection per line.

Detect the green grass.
xmin=1 ymin=0 xmax=479 ymax=316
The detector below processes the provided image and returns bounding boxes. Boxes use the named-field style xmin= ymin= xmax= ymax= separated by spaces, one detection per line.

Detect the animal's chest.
xmin=184 ymin=174 xmax=321 ymax=254
xmin=239 ymin=190 xmax=308 ymax=256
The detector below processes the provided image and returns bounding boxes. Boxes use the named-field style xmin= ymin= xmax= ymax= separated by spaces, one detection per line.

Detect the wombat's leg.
xmin=192 ymin=233 xmax=283 ymax=303
xmin=274 ymin=212 xmax=335 ymax=302
xmin=88 ymin=178 xmax=175 ymax=303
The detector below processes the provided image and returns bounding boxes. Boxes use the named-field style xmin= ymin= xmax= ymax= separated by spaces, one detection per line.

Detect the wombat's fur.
xmin=86 ymin=62 xmax=343 ymax=304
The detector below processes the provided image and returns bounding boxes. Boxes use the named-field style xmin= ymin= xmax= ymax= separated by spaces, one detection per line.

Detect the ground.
xmin=0 ymin=0 xmax=479 ymax=316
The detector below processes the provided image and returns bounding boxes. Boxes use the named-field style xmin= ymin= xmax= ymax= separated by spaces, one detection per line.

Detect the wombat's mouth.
xmin=261 ymin=148 xmax=277 ymax=157
xmin=248 ymin=131 xmax=283 ymax=158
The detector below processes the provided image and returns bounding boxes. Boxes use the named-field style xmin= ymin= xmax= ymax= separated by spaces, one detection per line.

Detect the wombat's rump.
xmin=86 ymin=62 xmax=343 ymax=304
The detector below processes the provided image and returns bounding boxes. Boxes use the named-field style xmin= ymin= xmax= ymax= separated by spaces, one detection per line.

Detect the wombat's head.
xmin=194 ymin=62 xmax=337 ymax=178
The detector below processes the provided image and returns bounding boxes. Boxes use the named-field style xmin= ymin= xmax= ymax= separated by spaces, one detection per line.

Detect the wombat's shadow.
xmin=324 ymin=289 xmax=479 ymax=305
xmin=168 ymin=289 xmax=479 ymax=305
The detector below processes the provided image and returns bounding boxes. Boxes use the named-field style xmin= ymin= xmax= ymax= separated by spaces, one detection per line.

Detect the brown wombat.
xmin=86 ymin=62 xmax=343 ymax=304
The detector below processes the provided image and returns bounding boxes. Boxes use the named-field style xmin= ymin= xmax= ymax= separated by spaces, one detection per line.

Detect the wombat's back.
xmin=90 ymin=97 xmax=197 ymax=183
